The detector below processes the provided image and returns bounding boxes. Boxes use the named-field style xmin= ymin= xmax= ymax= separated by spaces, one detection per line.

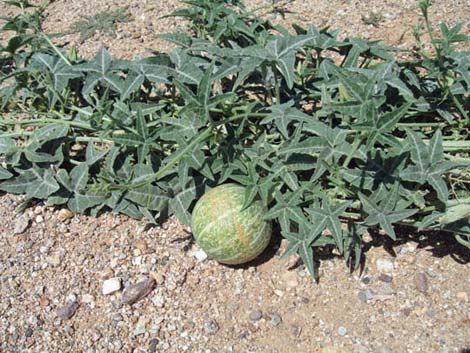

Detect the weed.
xmin=361 ymin=10 xmax=385 ymax=27
xmin=67 ymin=8 xmax=130 ymax=42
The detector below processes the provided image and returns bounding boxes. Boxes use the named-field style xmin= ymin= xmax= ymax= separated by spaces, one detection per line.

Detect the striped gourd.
xmin=191 ymin=183 xmax=271 ymax=265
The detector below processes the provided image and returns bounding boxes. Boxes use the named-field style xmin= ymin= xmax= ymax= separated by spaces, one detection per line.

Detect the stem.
xmin=396 ymin=122 xmax=447 ymax=128
xmin=449 ymin=92 xmax=470 ymax=124
xmin=1 ymin=117 xmax=95 ymax=131
xmin=41 ymin=34 xmax=71 ymax=66
xmin=274 ymin=71 xmax=281 ymax=104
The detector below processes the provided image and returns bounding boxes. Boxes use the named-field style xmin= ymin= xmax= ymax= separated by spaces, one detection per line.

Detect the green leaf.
xmin=70 ymin=163 xmax=89 ymax=192
xmin=26 ymin=168 xmax=60 ymax=199
xmin=68 ymin=192 xmax=106 ymax=213
xmin=0 ymin=166 xmax=13 ymax=180
xmin=307 ymin=198 xmax=350 ymax=253
xmin=0 ymin=171 xmax=35 ymax=193
xmin=0 ymin=137 xmax=16 ymax=154
xmin=169 ymin=182 xmax=197 ymax=226
xmin=264 ymin=188 xmax=306 ymax=230
xmin=359 ymin=189 xmax=417 ymax=240
xmin=85 ymin=143 xmax=110 ymax=166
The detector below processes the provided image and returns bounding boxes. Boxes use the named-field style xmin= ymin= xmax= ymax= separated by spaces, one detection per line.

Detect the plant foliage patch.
xmin=1 ymin=0 xmax=470 ymax=275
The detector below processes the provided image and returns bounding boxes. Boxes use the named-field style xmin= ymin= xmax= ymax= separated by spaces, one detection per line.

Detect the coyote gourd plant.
xmin=1 ymin=0 xmax=469 ymax=276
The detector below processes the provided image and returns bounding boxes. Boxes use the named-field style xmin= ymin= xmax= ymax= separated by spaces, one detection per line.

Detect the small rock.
xmin=133 ymin=323 xmax=146 ymax=337
xmin=134 ymin=239 xmax=148 ymax=253
xmin=270 ymin=313 xmax=282 ymax=327
xmin=403 ymin=242 xmax=419 ymax=253
xmin=102 ymin=278 xmax=121 ymax=295
xmin=426 ymin=308 xmax=436 ymax=318
xmin=238 ymin=330 xmax=249 ymax=340
xmin=56 ymin=301 xmax=79 ymax=320
xmin=122 ymin=277 xmax=156 ymax=305
xmin=378 ymin=274 xmax=393 ymax=283
xmin=47 ymin=254 xmax=62 ymax=267
xmin=81 ymin=294 xmax=94 ymax=304
xmin=228 ymin=303 xmax=239 ymax=311
xmin=204 ymin=319 xmax=219 ymax=335
xmin=91 ymin=329 xmax=102 ymax=342
xmin=39 ymin=296 xmax=50 ymax=307
xmin=57 ymin=208 xmax=74 ymax=222
xmin=456 ymin=292 xmax=468 ymax=302
xmin=151 ymin=294 xmax=165 ymax=307
xmin=358 ymin=289 xmax=373 ymax=303
xmin=361 ymin=276 xmax=372 ymax=285
xmin=337 ymin=326 xmax=347 ymax=336
xmin=193 ymin=249 xmax=208 ymax=262
xmin=380 ymin=347 xmax=393 ymax=353
xmin=402 ymin=307 xmax=412 ymax=317
xmin=377 ymin=284 xmax=394 ymax=296
xmin=25 ymin=327 xmax=33 ymax=337
xmin=401 ymin=254 xmax=417 ymax=265
xmin=376 ymin=258 xmax=394 ymax=274
xmin=13 ymin=215 xmax=30 ymax=234
xmin=35 ymin=215 xmax=44 ymax=223
xmin=249 ymin=310 xmax=263 ymax=322
xmin=414 ymin=272 xmax=428 ymax=294
xmin=281 ymin=271 xmax=299 ymax=290
xmin=149 ymin=338 xmax=159 ymax=353
xmin=291 ymin=324 xmax=302 ymax=337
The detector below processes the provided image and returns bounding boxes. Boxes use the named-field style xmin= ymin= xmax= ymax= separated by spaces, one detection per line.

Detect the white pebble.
xmin=376 ymin=258 xmax=394 ymax=274
xmin=102 ymin=278 xmax=121 ymax=295
xmin=193 ymin=249 xmax=208 ymax=262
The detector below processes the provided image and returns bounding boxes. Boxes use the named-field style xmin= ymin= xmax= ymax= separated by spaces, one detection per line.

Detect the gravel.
xmin=376 ymin=258 xmax=395 ymax=274
xmin=102 ymin=277 xmax=122 ymax=295
xmin=204 ymin=319 xmax=219 ymax=335
xmin=121 ymin=276 xmax=156 ymax=305
xmin=337 ymin=326 xmax=348 ymax=336
xmin=56 ymin=301 xmax=79 ymax=320
xmin=414 ymin=272 xmax=429 ymax=294
xmin=270 ymin=313 xmax=282 ymax=327
xmin=13 ymin=215 xmax=30 ymax=235
xmin=249 ymin=310 xmax=263 ymax=322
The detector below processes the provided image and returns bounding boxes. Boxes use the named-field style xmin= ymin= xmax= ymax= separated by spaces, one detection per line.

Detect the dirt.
xmin=1 ymin=0 xmax=470 ymax=352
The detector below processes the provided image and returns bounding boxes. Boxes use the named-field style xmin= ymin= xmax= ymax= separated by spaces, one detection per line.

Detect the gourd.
xmin=191 ymin=183 xmax=272 ymax=265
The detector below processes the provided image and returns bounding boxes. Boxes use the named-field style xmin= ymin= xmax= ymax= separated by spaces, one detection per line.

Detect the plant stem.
xmin=41 ymin=34 xmax=71 ymax=66
xmin=1 ymin=117 xmax=95 ymax=131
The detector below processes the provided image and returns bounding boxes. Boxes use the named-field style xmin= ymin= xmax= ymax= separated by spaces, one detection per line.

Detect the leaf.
xmin=120 ymin=72 xmax=145 ymax=100
xmin=264 ymin=188 xmax=306 ymax=230
xmin=359 ymin=190 xmax=417 ymax=240
xmin=307 ymin=198 xmax=350 ymax=253
xmin=439 ymin=204 xmax=470 ymax=225
xmin=32 ymin=124 xmax=69 ymax=142
xmin=0 ymin=171 xmax=35 ymax=193
xmin=169 ymin=183 xmax=197 ymax=226
xmin=70 ymin=163 xmax=89 ymax=192
xmin=26 ymin=168 xmax=60 ymax=199
xmin=32 ymin=53 xmax=81 ymax=92
xmin=0 ymin=137 xmax=16 ymax=154
xmin=261 ymin=103 xmax=323 ymax=139
xmin=68 ymin=192 xmax=106 ymax=213
xmin=85 ymin=143 xmax=110 ymax=166
xmin=0 ymin=166 xmax=13 ymax=180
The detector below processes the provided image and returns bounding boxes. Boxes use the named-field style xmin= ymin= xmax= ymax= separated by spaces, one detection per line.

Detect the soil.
xmin=1 ymin=1 xmax=470 ymax=353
